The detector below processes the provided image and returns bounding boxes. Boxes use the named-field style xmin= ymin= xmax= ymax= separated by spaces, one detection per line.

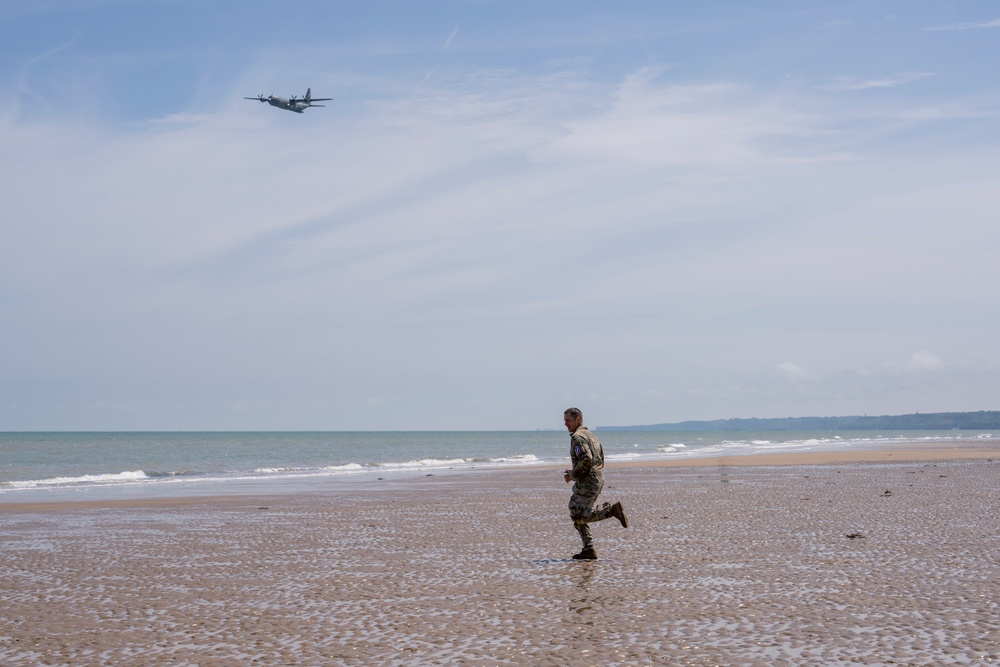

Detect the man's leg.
xmin=575 ymin=520 xmax=593 ymax=550
xmin=610 ymin=501 xmax=629 ymax=528
xmin=569 ymin=492 xmax=610 ymax=559
xmin=570 ymin=492 xmax=613 ymax=525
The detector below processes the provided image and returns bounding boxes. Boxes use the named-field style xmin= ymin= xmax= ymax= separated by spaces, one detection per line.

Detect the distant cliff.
xmin=598 ymin=411 xmax=1000 ymax=432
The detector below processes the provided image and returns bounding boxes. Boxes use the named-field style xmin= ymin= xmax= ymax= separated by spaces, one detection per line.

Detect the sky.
xmin=2 ymin=1 xmax=999 ymax=431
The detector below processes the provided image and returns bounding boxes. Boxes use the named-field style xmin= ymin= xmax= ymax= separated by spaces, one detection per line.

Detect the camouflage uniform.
xmin=567 ymin=426 xmax=613 ymax=550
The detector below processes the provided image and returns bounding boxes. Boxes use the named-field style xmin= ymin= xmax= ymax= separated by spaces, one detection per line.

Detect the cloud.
xmin=444 ymin=24 xmax=460 ymax=50
xmin=925 ymin=18 xmax=1000 ymax=32
xmin=141 ymin=112 xmax=218 ymax=127
xmin=820 ymin=72 xmax=933 ymax=92
xmin=534 ymin=67 xmax=833 ymax=168
xmin=777 ymin=362 xmax=810 ymax=380
xmin=907 ymin=351 xmax=945 ymax=373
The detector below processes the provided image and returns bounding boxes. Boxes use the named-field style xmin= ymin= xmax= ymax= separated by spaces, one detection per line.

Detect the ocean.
xmin=1 ymin=429 xmax=993 ymax=503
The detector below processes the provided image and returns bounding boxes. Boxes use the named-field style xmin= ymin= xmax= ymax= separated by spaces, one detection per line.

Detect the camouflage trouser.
xmin=569 ymin=479 xmax=611 ymax=549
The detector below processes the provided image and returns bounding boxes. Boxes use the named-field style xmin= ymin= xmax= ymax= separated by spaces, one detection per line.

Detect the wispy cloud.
xmin=777 ymin=362 xmax=811 ymax=380
xmin=15 ymin=35 xmax=82 ymax=110
xmin=820 ymin=72 xmax=933 ymax=92
xmin=534 ymin=67 xmax=833 ymax=168
xmin=444 ymin=24 xmax=460 ymax=50
xmin=925 ymin=18 xmax=1000 ymax=31
xmin=907 ymin=351 xmax=946 ymax=373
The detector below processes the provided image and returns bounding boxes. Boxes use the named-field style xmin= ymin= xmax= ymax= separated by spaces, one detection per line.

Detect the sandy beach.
xmin=2 ymin=444 xmax=998 ymax=666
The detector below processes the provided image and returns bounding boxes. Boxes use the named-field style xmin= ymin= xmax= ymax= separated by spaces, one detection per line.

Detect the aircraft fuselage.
xmin=266 ymin=97 xmax=309 ymax=113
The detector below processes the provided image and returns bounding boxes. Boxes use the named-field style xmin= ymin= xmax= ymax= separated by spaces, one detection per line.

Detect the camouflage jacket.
xmin=569 ymin=427 xmax=605 ymax=487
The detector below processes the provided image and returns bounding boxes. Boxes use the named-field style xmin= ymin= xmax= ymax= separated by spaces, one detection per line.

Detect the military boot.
xmin=610 ymin=501 xmax=629 ymax=528
xmin=572 ymin=547 xmax=598 ymax=560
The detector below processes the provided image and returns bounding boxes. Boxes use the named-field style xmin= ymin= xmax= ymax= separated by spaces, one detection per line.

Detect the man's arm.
xmin=568 ymin=438 xmax=593 ymax=481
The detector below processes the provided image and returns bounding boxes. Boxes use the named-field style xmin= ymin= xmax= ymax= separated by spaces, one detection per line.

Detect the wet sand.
xmin=2 ymin=444 xmax=998 ymax=666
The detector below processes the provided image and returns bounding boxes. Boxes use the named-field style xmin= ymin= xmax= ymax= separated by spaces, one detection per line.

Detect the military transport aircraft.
xmin=244 ymin=88 xmax=331 ymax=113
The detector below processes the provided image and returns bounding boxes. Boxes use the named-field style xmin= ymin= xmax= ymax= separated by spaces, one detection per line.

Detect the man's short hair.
xmin=564 ymin=407 xmax=583 ymax=420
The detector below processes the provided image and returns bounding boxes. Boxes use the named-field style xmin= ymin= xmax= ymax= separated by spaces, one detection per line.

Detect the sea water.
xmin=0 ymin=429 xmax=993 ymax=502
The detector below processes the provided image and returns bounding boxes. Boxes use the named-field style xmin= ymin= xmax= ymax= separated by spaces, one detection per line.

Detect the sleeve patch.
xmin=573 ymin=444 xmax=582 ymax=455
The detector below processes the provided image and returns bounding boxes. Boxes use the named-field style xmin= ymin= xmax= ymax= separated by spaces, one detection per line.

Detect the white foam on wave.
xmin=323 ymin=463 xmax=364 ymax=471
xmin=4 ymin=470 xmax=149 ymax=489
xmin=489 ymin=454 xmax=539 ymax=465
xmin=370 ymin=453 xmax=542 ymax=472
xmin=252 ymin=463 xmax=364 ymax=475
xmin=398 ymin=457 xmax=475 ymax=469
xmin=606 ymin=453 xmax=643 ymax=461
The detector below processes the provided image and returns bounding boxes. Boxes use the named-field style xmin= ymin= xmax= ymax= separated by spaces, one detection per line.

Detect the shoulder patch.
xmin=573 ymin=444 xmax=582 ymax=455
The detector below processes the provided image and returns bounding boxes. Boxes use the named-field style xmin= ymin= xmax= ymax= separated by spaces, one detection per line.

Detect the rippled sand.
xmin=2 ymin=448 xmax=998 ymax=666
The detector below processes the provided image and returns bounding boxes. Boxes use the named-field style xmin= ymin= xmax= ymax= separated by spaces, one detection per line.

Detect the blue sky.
xmin=2 ymin=1 xmax=999 ymax=430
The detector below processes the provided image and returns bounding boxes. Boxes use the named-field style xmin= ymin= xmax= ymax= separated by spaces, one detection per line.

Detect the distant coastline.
xmin=598 ymin=410 xmax=1000 ymax=432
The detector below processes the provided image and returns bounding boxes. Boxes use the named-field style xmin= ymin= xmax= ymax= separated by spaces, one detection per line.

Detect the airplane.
xmin=244 ymin=88 xmax=332 ymax=113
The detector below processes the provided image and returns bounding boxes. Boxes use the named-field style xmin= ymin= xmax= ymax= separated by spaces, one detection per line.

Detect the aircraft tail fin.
xmin=305 ymin=88 xmax=312 ymax=103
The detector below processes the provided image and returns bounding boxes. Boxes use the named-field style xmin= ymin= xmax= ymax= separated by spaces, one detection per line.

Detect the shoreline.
xmin=3 ymin=440 xmax=997 ymax=512
xmin=613 ymin=440 xmax=1000 ymax=468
